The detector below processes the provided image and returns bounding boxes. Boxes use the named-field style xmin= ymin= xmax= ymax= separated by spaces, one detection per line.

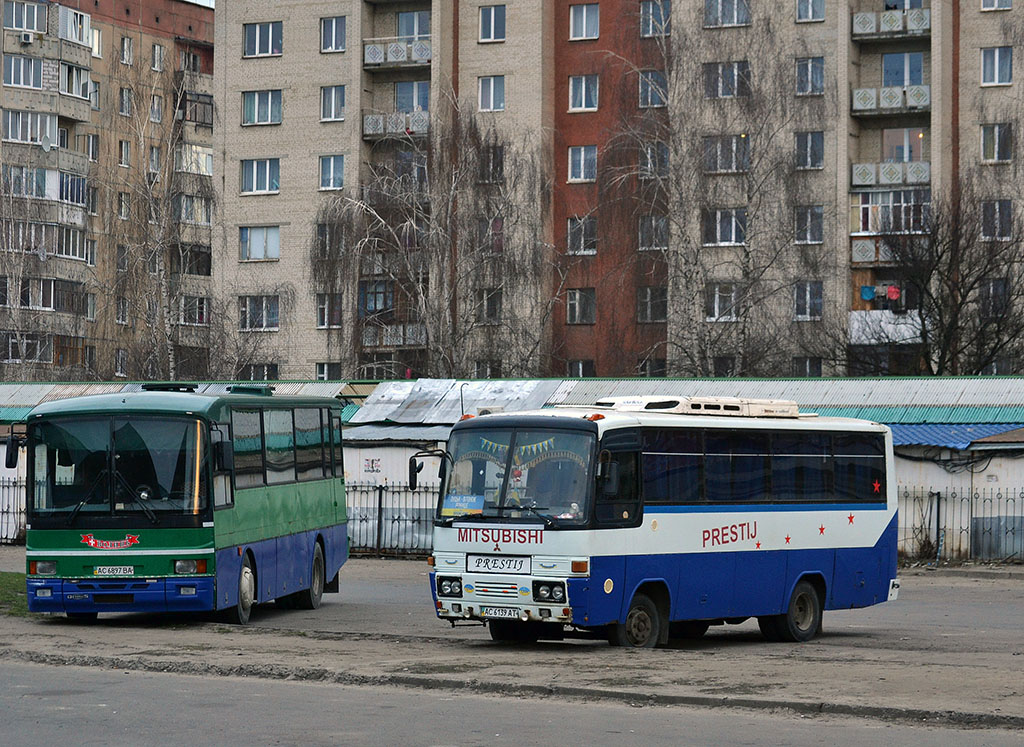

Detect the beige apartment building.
xmin=213 ymin=1 xmax=1021 ymax=381
xmin=1 ymin=0 xmax=215 ymax=380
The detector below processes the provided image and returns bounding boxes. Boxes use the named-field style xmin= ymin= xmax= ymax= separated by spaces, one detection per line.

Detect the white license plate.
xmin=94 ymin=566 xmax=134 ymax=576
xmin=481 ymin=606 xmax=519 ymax=619
xmin=467 ymin=554 xmax=531 ymax=574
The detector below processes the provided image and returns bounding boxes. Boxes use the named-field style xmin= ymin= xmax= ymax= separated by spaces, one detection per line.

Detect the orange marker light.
xmin=587 ymin=413 xmax=605 ymax=421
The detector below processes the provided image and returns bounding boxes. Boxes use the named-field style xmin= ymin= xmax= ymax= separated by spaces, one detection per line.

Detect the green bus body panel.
xmin=26 ymin=527 xmax=215 ymax=578
xmin=215 ymin=479 xmax=348 ymax=549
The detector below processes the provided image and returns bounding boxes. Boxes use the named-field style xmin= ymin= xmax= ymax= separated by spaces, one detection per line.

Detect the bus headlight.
xmin=437 ymin=576 xmax=463 ymax=598
xmin=174 ymin=559 xmax=207 ymax=574
xmin=533 ymin=580 xmax=565 ymax=603
xmin=552 ymin=586 xmax=565 ymax=602
xmin=31 ymin=561 xmax=56 ymax=575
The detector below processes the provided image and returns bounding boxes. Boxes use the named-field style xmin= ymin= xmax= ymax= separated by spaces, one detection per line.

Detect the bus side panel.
xmin=830 ymin=513 xmax=898 ymax=610
xmin=579 ymin=555 xmax=625 ymax=626
xmin=323 ymin=521 xmax=348 ymax=583
xmin=215 ymin=547 xmax=242 ymax=611
xmin=277 ymin=531 xmax=310 ymax=598
xmin=732 ymin=549 xmax=787 ymax=617
xmin=784 ymin=549 xmax=834 ymax=613
xmin=674 ymin=552 xmax=735 ymax=621
xmin=624 ymin=554 xmax=679 ymax=620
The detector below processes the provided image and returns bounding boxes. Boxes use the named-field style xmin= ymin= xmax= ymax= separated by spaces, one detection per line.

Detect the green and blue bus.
xmin=13 ymin=383 xmax=347 ymax=624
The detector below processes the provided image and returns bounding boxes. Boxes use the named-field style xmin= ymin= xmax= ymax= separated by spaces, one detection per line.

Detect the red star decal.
xmin=784 ymin=535 xmax=791 ymax=544
xmin=755 ymin=541 xmax=761 ymax=549
xmin=872 ymin=480 xmax=881 ymax=493
xmin=848 ymin=514 xmax=855 ymax=525
xmin=493 ymin=543 xmax=501 ymax=552
xmin=819 ymin=525 xmax=826 ymax=535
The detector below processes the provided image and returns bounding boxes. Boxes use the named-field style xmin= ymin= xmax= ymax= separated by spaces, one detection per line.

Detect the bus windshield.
xmin=30 ymin=416 xmax=208 ymax=520
xmin=438 ymin=428 xmax=594 ymax=526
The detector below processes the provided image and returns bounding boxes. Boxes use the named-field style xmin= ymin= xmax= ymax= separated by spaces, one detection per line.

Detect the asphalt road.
xmin=3 ymin=660 xmax=1021 ymax=747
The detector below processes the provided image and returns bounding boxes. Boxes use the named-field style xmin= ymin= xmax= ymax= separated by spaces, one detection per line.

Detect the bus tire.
xmin=608 ymin=593 xmax=661 ymax=648
xmin=669 ymin=620 xmax=710 ymax=640
xmin=757 ymin=615 xmax=783 ymax=642
xmin=489 ymin=620 xmax=539 ymax=643
xmin=777 ymin=580 xmax=822 ymax=643
xmin=223 ymin=555 xmax=255 ymax=625
xmin=295 ymin=543 xmax=325 ymax=611
xmin=67 ymin=612 xmax=98 ymax=622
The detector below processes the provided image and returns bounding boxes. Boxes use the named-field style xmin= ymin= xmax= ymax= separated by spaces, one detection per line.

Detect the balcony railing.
xmin=362 ymin=109 xmax=430 ymax=140
xmin=361 ymin=322 xmax=427 ymax=348
xmin=851 ymin=160 xmax=930 ymax=187
xmin=363 ymin=36 xmax=432 ymax=68
xmin=852 ymin=9 xmax=931 ymax=40
xmin=851 ymin=236 xmax=898 ymax=264
xmin=852 ymin=85 xmax=930 ymax=115
xmin=848 ymin=310 xmax=922 ymax=346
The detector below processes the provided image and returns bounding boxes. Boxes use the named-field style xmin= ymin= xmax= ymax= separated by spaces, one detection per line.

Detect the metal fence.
xmin=898 ymin=487 xmax=1024 ymax=563
xmin=345 ymin=483 xmax=438 ymax=557
xmin=0 ymin=478 xmax=25 ymax=544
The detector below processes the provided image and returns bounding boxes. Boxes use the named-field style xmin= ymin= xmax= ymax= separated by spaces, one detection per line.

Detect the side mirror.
xmin=408 ymin=457 xmax=424 ymax=490
xmin=4 ymin=434 xmax=19 ymax=470
xmin=213 ymin=440 xmax=234 ymax=472
xmin=598 ymin=460 xmax=620 ymax=496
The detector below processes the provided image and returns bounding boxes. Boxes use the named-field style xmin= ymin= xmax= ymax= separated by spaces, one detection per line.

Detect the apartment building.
xmin=0 ymin=0 xmax=214 ymax=380
xmin=215 ymin=1 xmax=1021 ymax=381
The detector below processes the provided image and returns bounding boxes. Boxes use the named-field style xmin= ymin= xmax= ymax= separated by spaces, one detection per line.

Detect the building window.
xmin=713 ymin=356 xmax=735 ymax=377
xmin=176 ymin=144 xmax=214 ymax=175
xmin=151 ymin=43 xmax=164 ymax=71
xmin=704 ymin=0 xmax=750 ymax=27
xmin=480 ymin=5 xmax=506 ymax=42
xmin=4 ymin=54 xmax=42 ymax=88
xmin=475 ymin=360 xmax=502 ymax=379
xmin=148 ymin=145 xmax=161 ymax=174
xmin=980 ymin=277 xmax=1009 ymax=319
xmin=569 ymin=4 xmax=599 ymax=40
xmin=981 ymin=200 xmax=1013 ymax=240
xmin=177 ymin=194 xmax=212 ymax=225
xmin=982 ymin=47 xmax=1012 ymax=85
xmin=641 ymin=141 xmax=669 ymax=179
xmin=116 ymin=245 xmax=128 ymax=272
xmin=119 ymin=87 xmax=133 ymax=116
xmin=181 ymin=92 xmax=214 ymax=125
xmin=57 ymin=6 xmax=89 ymax=45
xmin=120 ymin=36 xmax=133 ymax=65
xmin=316 ymin=362 xmax=344 ymax=381
xmin=796 ymin=56 xmax=825 ymax=95
xmin=568 ymin=146 xmax=597 ymax=181
xmin=180 ymin=296 xmax=210 ymax=326
xmin=705 ymin=283 xmax=739 ymax=321
xmin=90 ymin=80 xmax=100 ymax=109
xmin=639 ymin=70 xmax=667 ymax=108
xmin=117 ymin=192 xmax=130 ymax=219
xmin=241 ymin=158 xmax=280 ymax=194
xmin=2 ymin=109 xmax=56 ymax=144
xmin=794 ymin=281 xmax=823 ymax=321
xmin=243 ymin=21 xmax=282 ymax=57
xmin=116 ymin=297 xmax=129 ymax=325
xmin=479 ymin=145 xmax=505 ymax=184
xmin=477 ymin=215 xmax=504 ymax=253
xmin=321 ymin=85 xmax=346 ymax=121
xmin=637 ymin=286 xmax=667 ymax=323
xmin=118 ymin=140 xmax=130 ymax=167
xmin=321 ymin=16 xmax=346 ymax=52
xmin=569 ymin=74 xmax=598 ymax=111
xmin=239 ymin=295 xmax=280 ymax=331
xmin=91 ymin=27 xmax=102 ymax=57
xmin=397 ymin=10 xmax=430 ymax=41
xmin=567 ymin=359 xmax=596 ymax=377
xmin=4 ymin=2 xmax=46 ymax=32
xmin=242 ymin=90 xmax=282 ymax=125
xmin=150 ymin=94 xmax=163 ymax=123
xmin=797 ymin=0 xmax=824 ymax=22
xmin=853 ymin=189 xmax=931 ymax=234
xmin=1 ymin=165 xmax=45 ymax=197
xmin=59 ymin=172 xmax=87 ymax=205
xmin=637 ymin=357 xmax=667 ymax=377
xmin=640 ymin=1 xmax=671 ymax=37
xmin=240 ymin=226 xmax=280 ymax=260
xmin=795 ymin=205 xmax=824 ymax=244
xmin=180 ymin=48 xmax=201 ymax=73
xmin=358 ymin=280 xmax=394 ymax=317
xmin=237 ymin=363 xmax=278 ymax=381
xmin=703 ymin=60 xmax=751 ymax=98
xmin=477 ymin=288 xmax=503 ymax=323
xmin=639 ymin=214 xmax=668 ymax=250
xmin=566 ymin=288 xmax=596 ymax=324
xmin=319 ymin=155 xmax=345 ymax=190
xmin=981 ymin=0 xmax=1013 ymax=8
xmin=568 ymin=216 xmax=597 ymax=255
xmin=703 ymin=134 xmax=749 ymax=173
xmin=114 ymin=348 xmax=127 ymax=376
xmin=479 ymin=75 xmax=505 ymax=111
xmin=702 ymin=208 xmax=747 ymax=245
xmin=316 ymin=294 xmax=344 ymax=329
xmin=795 ymin=130 xmax=824 ymax=169
xmin=793 ymin=356 xmax=823 ymax=377
xmin=982 ymin=123 xmax=1013 ymax=163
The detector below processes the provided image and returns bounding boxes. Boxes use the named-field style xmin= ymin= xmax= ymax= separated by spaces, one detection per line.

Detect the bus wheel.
xmin=295 ymin=543 xmax=325 ymax=611
xmin=777 ymin=580 xmax=822 ymax=643
xmin=67 ymin=612 xmax=98 ymax=622
xmin=670 ymin=620 xmax=710 ymax=640
xmin=757 ymin=616 xmax=783 ymax=642
xmin=609 ymin=593 xmax=661 ymax=648
xmin=223 ymin=555 xmax=255 ymax=625
xmin=489 ymin=620 xmax=539 ymax=643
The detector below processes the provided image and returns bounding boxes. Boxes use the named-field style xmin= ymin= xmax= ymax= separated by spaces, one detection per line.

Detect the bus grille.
xmin=472 ymin=581 xmax=521 ymax=600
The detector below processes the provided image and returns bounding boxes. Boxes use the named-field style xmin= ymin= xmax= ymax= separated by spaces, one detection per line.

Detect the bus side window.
xmin=320 ymin=409 xmax=331 ymax=476
xmin=331 ymin=414 xmax=343 ymax=479
xmin=641 ymin=428 xmax=701 ymax=505
xmin=595 ymin=452 xmax=640 ymax=527
xmin=295 ymin=408 xmax=324 ymax=481
xmin=232 ymin=409 xmax=264 ymax=489
xmin=210 ymin=426 xmax=233 ymax=508
xmin=265 ymin=409 xmax=296 ymax=484
xmin=834 ymin=432 xmax=885 ymax=502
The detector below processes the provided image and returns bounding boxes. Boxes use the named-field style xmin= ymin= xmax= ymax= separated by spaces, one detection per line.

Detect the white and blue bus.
xmin=418 ymin=396 xmax=899 ymax=647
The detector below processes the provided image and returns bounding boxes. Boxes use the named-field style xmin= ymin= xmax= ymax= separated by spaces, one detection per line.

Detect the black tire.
xmin=67 ymin=612 xmax=98 ymax=622
xmin=608 ymin=593 xmax=661 ymax=648
xmin=757 ymin=615 xmax=783 ymax=642
xmin=669 ymin=620 xmax=710 ymax=640
xmin=275 ymin=594 xmax=294 ymax=610
xmin=223 ymin=554 xmax=255 ymax=625
xmin=777 ymin=580 xmax=822 ymax=643
xmin=295 ymin=543 xmax=325 ymax=611
xmin=488 ymin=619 xmax=539 ymax=643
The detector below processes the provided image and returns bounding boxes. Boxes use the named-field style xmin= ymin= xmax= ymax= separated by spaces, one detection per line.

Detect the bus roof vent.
xmin=227 ymin=384 xmax=275 ymax=396
xmin=141 ymin=382 xmax=198 ymax=393
xmin=593 ymin=395 xmax=801 ymax=418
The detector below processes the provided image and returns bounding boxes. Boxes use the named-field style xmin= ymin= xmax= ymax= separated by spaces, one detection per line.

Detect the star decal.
xmin=819 ymin=525 xmax=826 ymax=535
xmin=872 ymin=479 xmax=881 ymax=493
xmin=784 ymin=535 xmax=791 ymax=545
xmin=848 ymin=514 xmax=855 ymax=525
xmin=755 ymin=541 xmax=761 ymax=549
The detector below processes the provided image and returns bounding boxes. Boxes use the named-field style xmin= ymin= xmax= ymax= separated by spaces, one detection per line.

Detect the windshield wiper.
xmin=113 ymin=470 xmax=158 ymax=524
xmin=66 ymin=469 xmax=109 ymax=527
xmin=437 ymin=512 xmax=492 ymax=526
xmin=516 ymin=504 xmax=559 ymax=528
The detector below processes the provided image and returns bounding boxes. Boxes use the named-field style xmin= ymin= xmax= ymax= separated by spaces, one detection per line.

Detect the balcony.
xmin=850 ymin=237 xmax=898 ymax=265
xmin=362 ymin=109 xmax=429 ymax=140
xmin=851 ymin=9 xmax=931 ymax=41
xmin=851 ymin=160 xmax=930 ymax=187
xmin=361 ymin=322 xmax=427 ymax=348
xmin=175 ymin=70 xmax=214 ymax=96
xmin=363 ymin=36 xmax=431 ymax=70
xmin=848 ymin=310 xmax=922 ymax=346
xmin=851 ymin=85 xmax=930 ymax=116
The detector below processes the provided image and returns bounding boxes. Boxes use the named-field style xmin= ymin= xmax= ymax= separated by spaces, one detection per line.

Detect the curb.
xmin=3 ymin=648 xmax=1021 ymax=731
xmin=903 ymin=568 xmax=1024 ymax=581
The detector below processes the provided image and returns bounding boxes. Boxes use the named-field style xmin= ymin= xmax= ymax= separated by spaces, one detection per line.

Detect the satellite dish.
xmin=40 ymin=134 xmax=51 ymax=152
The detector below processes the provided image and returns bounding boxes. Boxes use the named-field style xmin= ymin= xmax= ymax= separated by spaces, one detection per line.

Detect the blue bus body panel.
xmin=27 ymin=577 xmax=215 ymax=614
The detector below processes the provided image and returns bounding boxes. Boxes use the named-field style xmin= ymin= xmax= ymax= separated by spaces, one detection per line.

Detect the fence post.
xmin=375 ymin=484 xmax=385 ymax=558
xmin=935 ymin=491 xmax=943 ymax=562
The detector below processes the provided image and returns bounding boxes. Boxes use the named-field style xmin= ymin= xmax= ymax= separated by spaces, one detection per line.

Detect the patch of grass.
xmin=0 ymin=571 xmax=28 ymax=617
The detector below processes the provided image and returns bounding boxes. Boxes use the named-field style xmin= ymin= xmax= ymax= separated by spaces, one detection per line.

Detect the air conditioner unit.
xmin=20 ymin=32 xmax=33 ymax=45
xmin=476 ymin=405 xmax=504 ymax=416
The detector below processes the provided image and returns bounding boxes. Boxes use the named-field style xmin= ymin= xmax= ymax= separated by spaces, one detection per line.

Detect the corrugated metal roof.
xmin=971 ymin=427 xmax=1024 ymax=445
xmin=0 ymin=406 xmax=34 ymax=422
xmin=349 ymin=381 xmax=420 ymax=423
xmin=890 ymin=424 xmax=1024 ymax=450
xmin=343 ymin=424 xmax=452 ymax=442
xmin=340 ymin=403 xmax=360 ymax=423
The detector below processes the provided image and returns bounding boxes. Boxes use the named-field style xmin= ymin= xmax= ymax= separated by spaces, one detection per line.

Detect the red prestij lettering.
xmin=701 ymin=521 xmax=757 ymax=548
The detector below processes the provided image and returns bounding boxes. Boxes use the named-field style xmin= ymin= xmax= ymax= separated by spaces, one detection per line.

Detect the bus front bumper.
xmin=27 ymin=576 xmax=216 ymax=614
xmin=431 ymin=571 xmax=585 ymax=625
